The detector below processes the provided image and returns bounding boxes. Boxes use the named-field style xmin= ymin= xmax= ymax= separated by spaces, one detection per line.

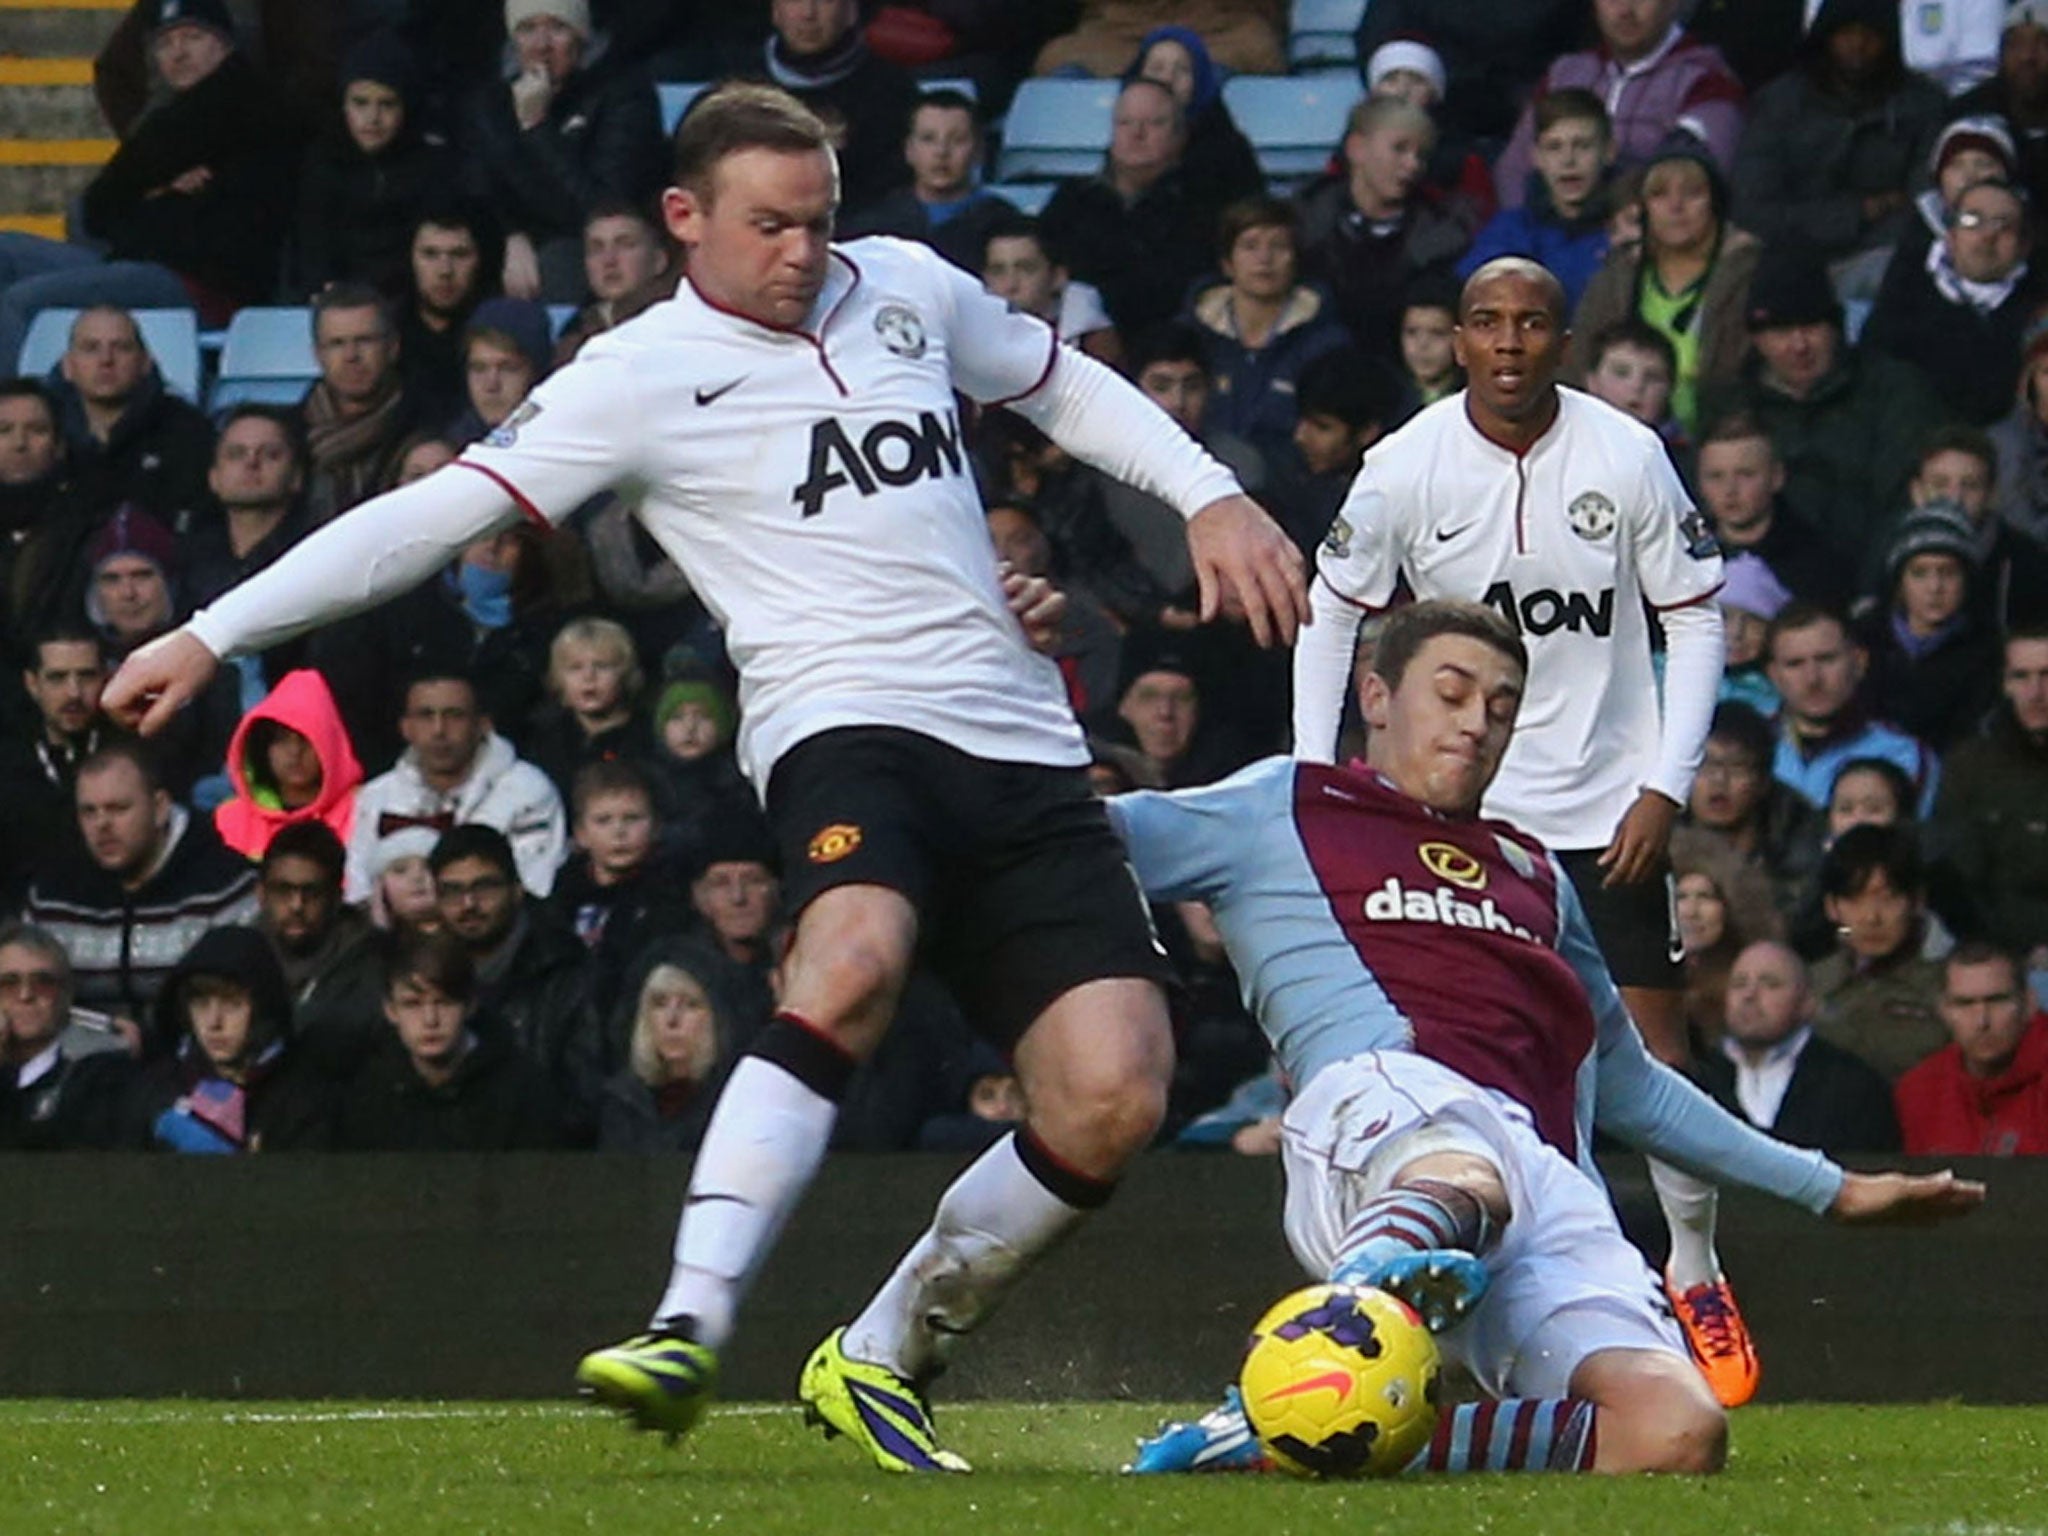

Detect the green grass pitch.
xmin=5 ymin=1400 xmax=2045 ymax=1536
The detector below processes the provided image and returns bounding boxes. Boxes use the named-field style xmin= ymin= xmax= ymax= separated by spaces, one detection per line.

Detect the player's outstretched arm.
xmin=1186 ymin=495 xmax=1309 ymax=649
xmin=1827 ymin=1169 xmax=1986 ymax=1226
xmin=104 ymin=465 xmax=520 ymax=735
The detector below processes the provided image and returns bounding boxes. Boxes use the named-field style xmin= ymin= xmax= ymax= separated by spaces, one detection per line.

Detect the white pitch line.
xmin=7 ymin=1402 xmax=1041 ymax=1426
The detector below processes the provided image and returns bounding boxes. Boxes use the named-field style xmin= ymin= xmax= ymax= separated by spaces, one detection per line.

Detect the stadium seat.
xmin=1289 ymin=0 xmax=1367 ymax=72
xmin=984 ymin=181 xmax=1056 ymax=216
xmin=657 ymin=80 xmax=710 ymax=135
xmin=17 ymin=305 xmax=203 ymax=404
xmin=548 ymin=304 xmax=577 ymax=338
xmin=1221 ymin=75 xmax=1363 ymax=186
xmin=996 ymin=78 xmax=1117 ymax=181
xmin=209 ymin=306 xmax=317 ymax=412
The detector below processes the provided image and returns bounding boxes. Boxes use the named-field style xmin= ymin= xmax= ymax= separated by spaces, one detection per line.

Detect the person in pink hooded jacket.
xmin=214 ymin=669 xmax=363 ymax=861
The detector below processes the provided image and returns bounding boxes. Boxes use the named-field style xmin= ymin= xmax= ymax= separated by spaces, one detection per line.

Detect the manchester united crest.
xmin=1566 ymin=490 xmax=1618 ymax=542
xmin=874 ymin=303 xmax=926 ymax=358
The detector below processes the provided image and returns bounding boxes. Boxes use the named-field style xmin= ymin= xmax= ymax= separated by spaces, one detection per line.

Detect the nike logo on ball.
xmin=695 ymin=378 xmax=745 ymax=406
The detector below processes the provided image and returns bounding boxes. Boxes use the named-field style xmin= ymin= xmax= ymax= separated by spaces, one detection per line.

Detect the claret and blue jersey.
xmin=1107 ymin=756 xmax=1842 ymax=1212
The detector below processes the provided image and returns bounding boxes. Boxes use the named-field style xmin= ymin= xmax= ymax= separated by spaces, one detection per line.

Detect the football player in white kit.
xmin=1291 ymin=258 xmax=1759 ymax=1405
xmin=102 ymin=83 xmax=1310 ymax=1472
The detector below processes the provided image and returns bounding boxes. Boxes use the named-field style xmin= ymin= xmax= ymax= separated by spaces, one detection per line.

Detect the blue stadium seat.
xmin=984 ymin=182 xmax=1057 ymax=217
xmin=996 ymin=78 xmax=1117 ymax=181
xmin=17 ymin=305 xmax=203 ymax=404
xmin=548 ymin=304 xmax=577 ymax=338
xmin=657 ymin=81 xmax=710 ymax=136
xmin=1221 ymin=75 xmax=1363 ymax=186
xmin=1289 ymin=0 xmax=1367 ymax=72
xmin=209 ymin=306 xmax=317 ymax=412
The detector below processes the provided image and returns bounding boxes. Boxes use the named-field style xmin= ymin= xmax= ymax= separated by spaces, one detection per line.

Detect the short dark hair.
xmin=981 ymin=210 xmax=1047 ymax=260
xmin=402 ymin=665 xmax=479 ymax=709
xmin=913 ymin=87 xmax=981 ymax=136
xmin=1295 ymin=347 xmax=1399 ymax=432
xmin=1217 ymin=194 xmax=1297 ymax=258
xmin=216 ymin=403 xmax=307 ymax=468
xmin=2006 ymin=621 xmax=2048 ymax=653
xmin=262 ymin=820 xmax=346 ymax=886
xmin=27 ymin=624 xmax=103 ymax=671
xmin=428 ymin=823 xmax=518 ymax=881
xmin=1372 ymin=600 xmax=1528 ymax=689
xmin=1400 ymin=270 xmax=1461 ymax=321
xmin=571 ymin=758 xmax=655 ymax=822
xmin=1706 ymin=701 xmax=1774 ymax=772
xmin=1820 ymin=822 xmax=1925 ymax=900
xmin=1587 ymin=317 xmax=1677 ymax=376
xmin=77 ymin=738 xmax=162 ymax=796
xmin=0 ymin=377 xmax=56 ymax=417
xmin=1127 ymin=321 xmax=1209 ymax=378
xmin=582 ymin=196 xmax=659 ymax=234
xmin=312 ymin=282 xmax=395 ymax=340
xmin=1764 ymin=601 xmax=1850 ymax=664
xmin=1945 ymin=939 xmax=2022 ymax=991
xmin=384 ymin=926 xmax=476 ymax=1003
xmin=1917 ymin=422 xmax=1997 ymax=481
xmin=1698 ymin=410 xmax=1776 ymax=452
xmin=1534 ymin=87 xmax=1610 ymax=138
xmin=672 ymin=82 xmax=838 ymax=198
xmin=1828 ymin=756 xmax=1917 ymax=823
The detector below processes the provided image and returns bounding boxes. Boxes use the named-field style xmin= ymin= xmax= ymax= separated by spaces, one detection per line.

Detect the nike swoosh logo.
xmin=1435 ymin=523 xmax=1476 ymax=542
xmin=695 ymin=378 xmax=745 ymax=406
xmin=1264 ymin=1370 xmax=1355 ymax=1403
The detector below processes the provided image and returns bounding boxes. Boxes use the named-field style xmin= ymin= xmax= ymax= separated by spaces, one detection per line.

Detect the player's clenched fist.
xmin=1186 ymin=495 xmax=1310 ymax=649
xmin=102 ymin=629 xmax=219 ymax=738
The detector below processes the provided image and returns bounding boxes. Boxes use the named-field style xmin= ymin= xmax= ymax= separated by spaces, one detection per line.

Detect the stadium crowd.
xmin=1 ymin=0 xmax=2046 ymax=1161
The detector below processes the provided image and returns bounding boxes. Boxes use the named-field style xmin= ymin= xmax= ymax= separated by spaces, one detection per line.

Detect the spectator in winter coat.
xmin=455 ymin=0 xmax=665 ymax=302
xmin=293 ymin=31 xmax=451 ymax=297
xmin=214 ymin=670 xmax=363 ymax=862
xmin=0 ymin=922 xmax=132 ymax=1150
xmin=1493 ymin=0 xmax=1745 ymax=209
xmin=335 ymin=926 xmax=565 ymax=1150
xmin=595 ymin=941 xmax=738 ymax=1152
xmin=1896 ymin=942 xmax=2048 ymax=1154
xmin=26 ymin=741 xmax=258 ymax=1039
xmin=43 ymin=306 xmax=213 ymax=530
xmin=126 ymin=924 xmax=332 ymax=1152
xmin=343 ymin=670 xmax=566 ymax=903
xmin=1933 ymin=628 xmax=2048 ymax=955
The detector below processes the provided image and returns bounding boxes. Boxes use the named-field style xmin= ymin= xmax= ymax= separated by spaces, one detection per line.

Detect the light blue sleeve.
xmin=1105 ymin=757 xmax=1293 ymax=904
xmin=1552 ymin=860 xmax=1846 ymax=1216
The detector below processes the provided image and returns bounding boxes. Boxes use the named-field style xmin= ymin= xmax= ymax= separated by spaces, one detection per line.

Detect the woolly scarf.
xmin=766 ymin=27 xmax=868 ymax=90
xmin=302 ymin=376 xmax=407 ymax=509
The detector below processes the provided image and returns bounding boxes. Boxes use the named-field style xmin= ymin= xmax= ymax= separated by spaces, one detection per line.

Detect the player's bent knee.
xmin=1628 ymin=1397 xmax=1728 ymax=1476
xmin=1579 ymin=1350 xmax=1728 ymax=1475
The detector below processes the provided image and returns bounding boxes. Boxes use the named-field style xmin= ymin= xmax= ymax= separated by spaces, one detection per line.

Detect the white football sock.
xmin=1648 ymin=1158 xmax=1721 ymax=1291
xmin=841 ymin=1133 xmax=1091 ymax=1382
xmin=651 ymin=1055 xmax=839 ymax=1348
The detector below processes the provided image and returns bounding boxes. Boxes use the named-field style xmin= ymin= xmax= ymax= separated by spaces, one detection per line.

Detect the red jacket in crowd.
xmin=1894 ymin=1016 xmax=2048 ymax=1157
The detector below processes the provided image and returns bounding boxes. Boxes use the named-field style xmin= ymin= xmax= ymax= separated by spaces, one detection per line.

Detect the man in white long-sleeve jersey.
xmin=103 ymin=82 xmax=1309 ymax=1472
xmin=1289 ymin=256 xmax=1755 ymax=1405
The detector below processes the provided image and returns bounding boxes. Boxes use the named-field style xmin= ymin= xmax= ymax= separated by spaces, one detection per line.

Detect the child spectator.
xmin=1694 ymin=411 xmax=1847 ymax=608
xmin=1458 ymin=89 xmax=1615 ymax=311
xmin=1854 ymin=502 xmax=2003 ymax=752
xmin=1394 ymin=277 xmax=1463 ymax=416
xmin=214 ymin=670 xmax=363 ymax=861
xmin=595 ymin=942 xmax=737 ymax=1152
xmin=980 ymin=214 xmax=1121 ymax=365
xmin=550 ymin=760 xmax=691 ymax=1013
xmin=1297 ymin=95 xmax=1469 ymax=356
xmin=450 ymin=297 xmax=552 ymax=443
xmin=128 ymin=926 xmax=331 ymax=1152
xmin=916 ymin=1038 xmax=1027 ymax=1153
xmin=1363 ymin=36 xmax=1495 ymax=233
xmin=1272 ymin=346 xmax=1399 ymax=559
xmin=526 ymin=617 xmax=646 ymax=801
xmin=1715 ymin=554 xmax=1791 ymax=717
xmin=368 ymin=828 xmax=442 ymax=935
xmin=1182 ymin=196 xmax=1350 ymax=466
xmin=293 ymin=30 xmax=448 ymax=297
xmin=1571 ymin=137 xmax=1759 ymax=435
xmin=1581 ymin=318 xmax=1684 ymax=450
xmin=647 ymin=664 xmax=753 ymax=862
xmin=335 ymin=927 xmax=564 ymax=1150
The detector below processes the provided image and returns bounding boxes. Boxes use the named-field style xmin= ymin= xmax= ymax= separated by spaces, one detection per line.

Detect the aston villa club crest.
xmin=1566 ymin=490 xmax=1617 ymax=542
xmin=874 ymin=303 xmax=926 ymax=358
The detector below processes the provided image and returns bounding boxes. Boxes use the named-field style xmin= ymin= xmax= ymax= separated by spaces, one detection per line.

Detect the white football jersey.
xmin=1318 ymin=388 xmax=1723 ymax=848
xmin=460 ymin=238 xmax=1089 ymax=793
